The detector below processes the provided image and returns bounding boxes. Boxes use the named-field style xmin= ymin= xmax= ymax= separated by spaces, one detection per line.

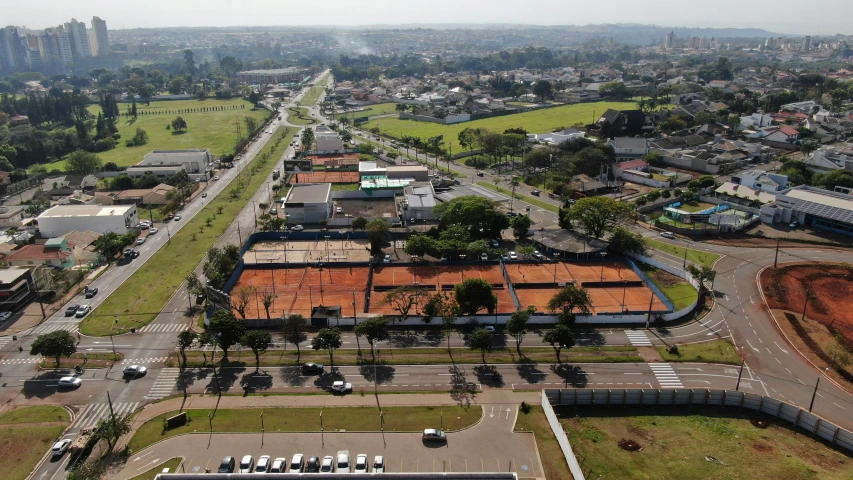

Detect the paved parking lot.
xmin=116 ymin=404 xmax=543 ymax=479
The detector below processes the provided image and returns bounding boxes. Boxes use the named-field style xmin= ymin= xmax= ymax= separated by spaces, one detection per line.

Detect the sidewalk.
xmin=116 ymin=390 xmax=539 ymax=451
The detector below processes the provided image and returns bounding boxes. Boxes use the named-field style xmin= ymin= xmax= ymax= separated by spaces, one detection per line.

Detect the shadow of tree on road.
xmin=551 ymin=364 xmax=588 ymax=388
xmin=473 ymin=365 xmax=504 ymax=388
xmin=239 ymin=371 xmax=273 ymax=395
xmin=448 ymin=365 xmax=477 ymax=407
xmin=280 ymin=366 xmax=306 ymax=387
xmin=358 ymin=362 xmax=396 ymax=385
xmin=574 ymin=329 xmax=605 ymax=346
xmin=516 ymin=362 xmax=546 ymax=384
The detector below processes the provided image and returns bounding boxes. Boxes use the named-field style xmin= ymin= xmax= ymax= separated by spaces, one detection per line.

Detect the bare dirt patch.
xmin=651 ymin=268 xmax=681 ymax=288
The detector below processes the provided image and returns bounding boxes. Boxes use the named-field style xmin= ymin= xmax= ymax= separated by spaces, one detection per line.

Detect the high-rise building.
xmin=90 ymin=16 xmax=108 ymax=56
xmin=0 ymin=26 xmax=29 ymax=71
xmin=42 ymin=27 xmax=73 ymax=66
xmin=25 ymin=34 xmax=43 ymax=69
xmin=664 ymin=30 xmax=675 ymax=49
xmin=64 ymin=18 xmax=91 ymax=59
xmin=802 ymin=36 xmax=812 ymax=51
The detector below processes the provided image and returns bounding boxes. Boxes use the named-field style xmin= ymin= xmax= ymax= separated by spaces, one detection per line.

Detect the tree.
xmin=566 ymin=197 xmax=633 ymax=238
xmin=30 ymin=330 xmax=76 ymax=367
xmin=547 ymin=285 xmax=593 ymax=325
xmin=300 ymin=127 xmax=315 ymax=151
xmin=404 ymin=234 xmax=437 ymax=258
xmin=171 ymin=116 xmax=187 ymax=132
xmin=598 ymin=81 xmax=631 ymax=100
xmin=230 ymin=285 xmax=255 ymax=319
xmin=434 ymin=195 xmax=510 ymax=240
xmin=643 ymin=150 xmax=664 ymax=167
xmin=260 ymin=289 xmax=276 ymax=318
xmin=607 ymin=227 xmax=647 ymax=255
xmin=686 ymin=264 xmax=717 ymax=289
xmin=468 ymin=327 xmax=493 ymax=364
xmin=242 ymin=330 xmax=273 ymax=370
xmin=95 ymin=412 xmax=132 ymax=452
xmin=354 ymin=316 xmax=390 ymax=362
xmin=543 ymin=324 xmax=575 ymax=363
xmin=312 ymin=327 xmax=343 ymax=368
xmin=507 ymin=305 xmax=536 ymax=355
xmin=169 ymin=77 xmax=185 ymax=94
xmin=510 ymin=214 xmax=533 ymax=238
xmin=383 ymin=285 xmax=430 ymax=320
xmin=532 ymin=80 xmax=552 ymax=100
xmin=283 ymin=314 xmax=308 ymax=359
xmin=219 ymin=56 xmax=243 ymax=77
xmin=66 ymin=150 xmax=102 ymax=175
xmin=208 ymin=310 xmax=245 ymax=360
xmin=176 ymin=330 xmax=198 ymax=370
xmin=125 ymin=127 xmax=149 ymax=147
xmin=66 ymin=460 xmax=106 ymax=480
xmin=454 ymin=278 xmax=497 ymax=315
xmin=244 ymin=116 xmax=259 ymax=136
xmin=352 ymin=217 xmax=368 ymax=231
xmin=365 ymin=219 xmax=391 ymax=253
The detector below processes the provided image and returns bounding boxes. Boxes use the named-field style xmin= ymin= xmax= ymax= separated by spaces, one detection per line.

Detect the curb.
xmin=25 ymin=405 xmax=76 ymax=480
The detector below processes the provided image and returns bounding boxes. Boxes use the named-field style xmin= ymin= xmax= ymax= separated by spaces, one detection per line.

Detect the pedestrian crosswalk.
xmin=138 ymin=323 xmax=187 ymax=333
xmin=121 ymin=357 xmax=169 ymax=365
xmin=145 ymin=368 xmax=180 ymax=399
xmin=0 ymin=357 xmax=41 ymax=365
xmin=72 ymin=402 xmax=140 ymax=429
xmin=24 ymin=322 xmax=79 ymax=336
xmin=0 ymin=336 xmax=13 ymax=349
xmin=625 ymin=330 xmax=652 ymax=346
xmin=650 ymin=363 xmax=683 ymax=388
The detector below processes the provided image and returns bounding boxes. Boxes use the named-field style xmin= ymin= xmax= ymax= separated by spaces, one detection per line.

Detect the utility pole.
xmin=735 ymin=349 xmax=745 ymax=390
xmin=808 ymin=368 xmax=829 ymax=412
xmin=646 ymin=290 xmax=655 ymax=328
xmin=774 ymin=238 xmax=780 ymax=268
xmin=802 ymin=286 xmax=812 ymax=321
xmin=682 ymin=248 xmax=688 ymax=269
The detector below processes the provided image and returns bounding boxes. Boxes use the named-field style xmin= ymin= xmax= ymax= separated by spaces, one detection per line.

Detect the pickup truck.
xmin=69 ymin=427 xmax=97 ymax=457
xmin=331 ymin=380 xmax=352 ymax=394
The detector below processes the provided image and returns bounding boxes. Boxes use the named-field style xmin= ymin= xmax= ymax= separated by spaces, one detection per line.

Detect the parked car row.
xmin=219 ymin=453 xmax=385 ymax=474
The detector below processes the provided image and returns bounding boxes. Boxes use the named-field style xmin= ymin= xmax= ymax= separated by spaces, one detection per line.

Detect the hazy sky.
xmin=8 ymin=0 xmax=852 ymax=35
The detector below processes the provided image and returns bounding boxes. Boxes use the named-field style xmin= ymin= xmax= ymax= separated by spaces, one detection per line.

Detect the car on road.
xmin=422 ymin=428 xmax=447 ymax=443
xmin=51 ymin=439 xmax=72 ymax=457
xmin=288 ymin=454 xmax=304 ymax=473
xmin=477 ymin=171 xmax=484 ymax=177
xmin=136 ymin=237 xmax=145 ymax=245
xmin=531 ymin=190 xmax=541 ymax=196
xmin=238 ymin=455 xmax=254 ymax=473
xmin=174 ymin=215 xmax=182 ymax=221
xmin=331 ymin=380 xmax=352 ymax=394
xmin=305 ymin=456 xmax=320 ymax=473
xmin=660 ymin=231 xmax=675 ymax=239
xmin=506 ymin=211 xmax=518 ymax=217
xmin=354 ymin=454 xmax=368 ymax=473
xmin=65 ymin=304 xmax=80 ymax=316
xmin=383 ymin=254 xmax=392 ymax=263
xmin=75 ymin=305 xmax=91 ymax=318
xmin=302 ymin=363 xmax=324 ymax=375
xmin=217 ymin=456 xmax=235 ymax=473
xmin=255 ymin=455 xmax=270 ymax=473
xmin=270 ymin=457 xmax=287 ymax=473
xmin=532 ymin=250 xmax=544 ymax=260
xmin=320 ymin=456 xmax=335 ymax=473
xmin=480 ymin=252 xmax=488 ymax=261
xmin=58 ymin=377 xmax=82 ymax=388
xmin=138 ymin=222 xmax=150 ymax=229
xmin=122 ymin=365 xmax=147 ymax=377
xmin=291 ymin=224 xmax=304 ymax=231
xmin=201 ymin=193 xmax=207 ymax=198
xmin=372 ymin=456 xmax=385 ymax=473
xmin=85 ymin=287 xmax=98 ymax=298
xmin=508 ymin=251 xmax=518 ymax=261
xmin=149 ymin=228 xmax=159 ymax=234
xmin=214 ymin=175 xmax=220 ymax=181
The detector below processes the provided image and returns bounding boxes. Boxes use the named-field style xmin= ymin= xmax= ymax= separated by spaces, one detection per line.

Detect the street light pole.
xmin=735 ymin=347 xmax=745 ymax=390
xmin=808 ymin=368 xmax=829 ymax=413
xmin=110 ymin=318 xmax=117 ymax=355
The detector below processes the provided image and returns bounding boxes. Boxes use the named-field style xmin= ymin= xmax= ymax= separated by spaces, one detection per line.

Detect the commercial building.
xmin=402 ymin=184 xmax=438 ymax=221
xmin=36 ymin=204 xmax=138 ymax=237
xmin=5 ymin=238 xmax=74 ymax=269
xmin=283 ymin=183 xmax=332 ymax=224
xmin=125 ymin=149 xmax=213 ymax=181
xmin=761 ymin=185 xmax=853 ymax=235
xmin=0 ymin=268 xmax=37 ymax=313
xmin=315 ymin=132 xmax=344 ymax=153
xmin=90 ymin=16 xmax=109 ymax=56
xmin=237 ymin=67 xmax=311 ymax=85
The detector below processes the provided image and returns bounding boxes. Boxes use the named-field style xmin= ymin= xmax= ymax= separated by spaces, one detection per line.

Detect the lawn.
xmin=657 ymin=339 xmax=739 ymax=364
xmin=644 ymin=238 xmax=721 ymax=269
xmin=638 ymin=263 xmax=699 ymax=311
xmin=42 ymin=98 xmax=268 ymax=171
xmin=362 ymin=101 xmax=637 ymax=152
xmin=171 ymin=345 xmax=641 ymax=368
xmin=299 ymin=86 xmax=326 ymax=107
xmin=81 ymin=128 xmax=296 ymax=336
xmin=0 ymin=406 xmax=70 ymax=480
xmin=130 ymin=458 xmax=182 ymax=480
xmin=476 ymin=182 xmax=559 ymax=213
xmin=677 ymin=201 xmax=715 ymax=213
xmin=286 ymin=106 xmax=316 ymax=126
xmin=39 ymin=352 xmax=121 ymax=369
xmin=128 ymin=406 xmax=480 ymax=452
xmin=561 ymin=406 xmax=853 ymax=480
xmin=335 ymin=102 xmax=400 ymax=119
xmin=514 ymin=405 xmax=573 ymax=480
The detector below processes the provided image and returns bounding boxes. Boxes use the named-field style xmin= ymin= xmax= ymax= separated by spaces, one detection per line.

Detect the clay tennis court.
xmin=243 ymin=239 xmax=372 ymax=264
xmin=505 ymin=261 xmax=641 ymax=284
xmin=307 ymin=152 xmax=359 ymax=166
xmin=292 ymin=171 xmax=360 ymax=183
xmin=231 ymin=266 xmax=369 ymax=318
xmin=515 ymin=286 xmax=666 ymax=314
xmin=372 ymin=265 xmax=506 ymax=287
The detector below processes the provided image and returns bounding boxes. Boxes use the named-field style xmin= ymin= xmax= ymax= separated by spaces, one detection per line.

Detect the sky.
xmin=7 ymin=0 xmax=852 ymax=35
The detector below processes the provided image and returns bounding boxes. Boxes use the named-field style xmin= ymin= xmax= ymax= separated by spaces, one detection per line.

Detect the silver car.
xmin=320 ymin=456 xmax=334 ymax=473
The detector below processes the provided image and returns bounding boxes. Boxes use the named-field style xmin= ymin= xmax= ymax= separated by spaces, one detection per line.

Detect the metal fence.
xmin=544 ymin=388 xmax=853 ymax=456
xmin=540 ymin=391 xmax=585 ymax=480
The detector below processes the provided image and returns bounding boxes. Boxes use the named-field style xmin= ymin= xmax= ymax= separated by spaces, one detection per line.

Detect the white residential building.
xmin=37 ymin=204 xmax=138 ymax=237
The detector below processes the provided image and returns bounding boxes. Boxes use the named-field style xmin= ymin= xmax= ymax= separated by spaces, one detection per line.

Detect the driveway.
xmin=114 ymin=404 xmax=543 ymax=479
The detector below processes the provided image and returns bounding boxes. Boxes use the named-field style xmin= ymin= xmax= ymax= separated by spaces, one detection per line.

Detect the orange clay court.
xmin=292 ymin=171 xmax=360 ymax=183
xmin=504 ymin=261 xmax=641 ymax=284
xmin=515 ymin=287 xmax=666 ymax=314
xmin=372 ymin=265 xmax=506 ymax=287
xmin=231 ymin=266 xmax=369 ymax=318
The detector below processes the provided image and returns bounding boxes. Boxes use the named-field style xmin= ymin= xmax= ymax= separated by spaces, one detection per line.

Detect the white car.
xmin=255 ymin=455 xmax=270 ymax=473
xmin=372 ymin=456 xmax=385 ymax=473
xmin=75 ymin=305 xmax=91 ymax=318
xmin=149 ymin=227 xmax=159 ymax=234
xmin=58 ymin=377 xmax=81 ymax=388
xmin=480 ymin=252 xmax=488 ymax=261
xmin=354 ymin=454 xmax=368 ymax=473
xmin=214 ymin=175 xmax=220 ymax=181
xmin=337 ymin=453 xmax=351 ymax=473
xmin=122 ymin=365 xmax=147 ymax=377
xmin=331 ymin=380 xmax=352 ymax=393
xmin=174 ymin=215 xmax=182 ymax=221
xmin=270 ymin=458 xmax=287 ymax=473
xmin=508 ymin=251 xmax=518 ymax=260
xmin=660 ymin=231 xmax=675 ymax=239
xmin=288 ymin=454 xmax=304 ymax=473
xmin=51 ymin=439 xmax=72 ymax=457
xmin=383 ymin=254 xmax=392 ymax=263
xmin=320 ymin=456 xmax=335 ymax=473
xmin=291 ymin=225 xmax=304 ymax=231
xmin=532 ymin=250 xmax=544 ymax=260
xmin=136 ymin=237 xmax=146 ymax=245
xmin=238 ymin=455 xmax=254 ymax=473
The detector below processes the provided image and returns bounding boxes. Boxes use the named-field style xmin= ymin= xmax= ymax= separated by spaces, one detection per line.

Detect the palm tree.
xmin=637 ymin=98 xmax=648 ymax=114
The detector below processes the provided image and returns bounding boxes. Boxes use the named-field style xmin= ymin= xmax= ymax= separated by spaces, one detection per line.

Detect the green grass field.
xmin=0 ymin=406 xmax=70 ymax=480
xmin=336 ymin=102 xmax=400 ymax=119
xmin=299 ymin=86 xmax=325 ymax=106
xmin=644 ymin=238 xmax=721 ymax=269
xmin=514 ymin=406 xmax=573 ymax=480
xmin=638 ymin=263 xmax=698 ymax=311
xmin=128 ymin=406 xmax=480 ymax=452
xmin=81 ymin=128 xmax=295 ymax=336
xmin=362 ymin=101 xmax=636 ymax=151
xmin=286 ymin=106 xmax=317 ymax=126
xmin=562 ymin=407 xmax=853 ymax=480
xmin=41 ymin=99 xmax=267 ymax=171
xmin=657 ymin=339 xmax=739 ymax=364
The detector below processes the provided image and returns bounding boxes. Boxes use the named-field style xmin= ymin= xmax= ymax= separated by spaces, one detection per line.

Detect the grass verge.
xmin=514 ymin=405 xmax=573 ymax=480
xmin=128 ymin=406 xmax=479 ymax=452
xmin=656 ymin=339 xmax=739 ymax=364
xmin=637 ymin=263 xmax=698 ymax=311
xmin=0 ymin=406 xmax=70 ymax=480
xmin=130 ymin=458 xmax=182 ymax=480
xmin=286 ymin=107 xmax=316 ymax=125
xmin=299 ymin=86 xmax=325 ymax=106
xmin=39 ymin=352 xmax=121 ymax=369
xmin=476 ymin=182 xmax=559 ymax=213
xmin=82 ymin=128 xmax=296 ymax=336
xmin=644 ymin=239 xmax=721 ymax=269
xmin=170 ymin=345 xmax=641 ymax=368
xmin=561 ymin=405 xmax=853 ymax=480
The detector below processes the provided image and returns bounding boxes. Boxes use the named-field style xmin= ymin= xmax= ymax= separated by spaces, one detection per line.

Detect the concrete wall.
xmin=620 ymin=171 xmax=672 ymax=188
xmin=541 ymin=391 xmax=585 ymax=480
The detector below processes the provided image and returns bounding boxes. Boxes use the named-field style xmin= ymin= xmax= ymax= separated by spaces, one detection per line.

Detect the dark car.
xmin=302 ymin=362 xmax=324 ymax=375
xmin=65 ymin=304 xmax=80 ymax=316
xmin=305 ymin=456 xmax=321 ymax=473
xmin=422 ymin=428 xmax=447 ymax=443
xmin=477 ymin=171 xmax=484 ymax=177
xmin=84 ymin=287 xmax=98 ymax=299
xmin=530 ymin=190 xmax=541 ymax=196
xmin=217 ymin=456 xmax=235 ymax=473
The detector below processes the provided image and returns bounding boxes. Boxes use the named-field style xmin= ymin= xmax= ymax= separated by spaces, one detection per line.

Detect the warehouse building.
xmin=36 ymin=204 xmax=138 ymax=237
xmin=283 ymin=183 xmax=332 ymax=224
xmin=125 ymin=149 xmax=213 ymax=181
xmin=761 ymin=185 xmax=853 ymax=235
